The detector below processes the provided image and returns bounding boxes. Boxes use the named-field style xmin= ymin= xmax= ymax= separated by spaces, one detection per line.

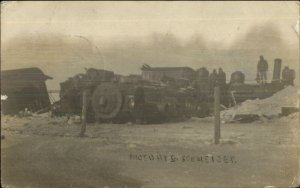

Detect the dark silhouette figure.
xmin=209 ymin=69 xmax=218 ymax=95
xmin=199 ymin=67 xmax=209 ymax=79
xmin=196 ymin=67 xmax=210 ymax=97
xmin=217 ymin=68 xmax=226 ymax=86
xmin=257 ymin=56 xmax=268 ymax=84
xmin=217 ymin=68 xmax=226 ymax=95
xmin=289 ymin=69 xmax=295 ymax=86
xmin=282 ymin=66 xmax=295 ymax=86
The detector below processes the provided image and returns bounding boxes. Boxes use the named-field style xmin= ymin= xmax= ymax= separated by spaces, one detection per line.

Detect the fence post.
xmin=80 ymin=89 xmax=89 ymax=137
xmin=214 ymin=86 xmax=221 ymax=144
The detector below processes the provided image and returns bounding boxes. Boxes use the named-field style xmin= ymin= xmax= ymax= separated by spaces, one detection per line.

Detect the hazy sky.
xmin=1 ymin=1 xmax=299 ymax=47
xmin=1 ymin=1 xmax=299 ymax=92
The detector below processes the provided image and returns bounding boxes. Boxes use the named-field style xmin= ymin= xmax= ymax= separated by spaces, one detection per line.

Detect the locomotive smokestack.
xmin=272 ymin=58 xmax=282 ymax=83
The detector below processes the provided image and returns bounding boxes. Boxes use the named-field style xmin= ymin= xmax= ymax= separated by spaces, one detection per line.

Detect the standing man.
xmin=257 ymin=55 xmax=268 ymax=84
xmin=282 ymin=66 xmax=290 ymax=86
xmin=283 ymin=67 xmax=295 ymax=86
xmin=197 ymin=67 xmax=210 ymax=97
xmin=217 ymin=68 xmax=226 ymax=95
xmin=209 ymin=69 xmax=218 ymax=95
xmin=288 ymin=68 xmax=295 ymax=86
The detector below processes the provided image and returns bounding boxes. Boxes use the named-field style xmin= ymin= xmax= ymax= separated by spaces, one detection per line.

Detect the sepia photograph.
xmin=1 ymin=1 xmax=300 ymax=188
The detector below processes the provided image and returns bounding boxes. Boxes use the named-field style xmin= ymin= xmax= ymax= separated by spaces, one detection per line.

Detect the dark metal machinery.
xmin=57 ymin=60 xmax=295 ymax=123
xmin=58 ymin=68 xmax=200 ymax=123
xmin=91 ymin=82 xmax=199 ymax=123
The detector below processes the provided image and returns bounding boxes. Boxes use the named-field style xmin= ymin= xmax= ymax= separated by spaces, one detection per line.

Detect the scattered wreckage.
xmin=57 ymin=68 xmax=207 ymax=123
xmin=54 ymin=58 xmax=296 ymax=123
xmin=1 ymin=58 xmax=297 ymax=123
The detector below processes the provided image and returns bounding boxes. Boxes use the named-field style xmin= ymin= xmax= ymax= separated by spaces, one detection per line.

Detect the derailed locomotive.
xmin=58 ymin=68 xmax=208 ymax=123
xmin=57 ymin=59 xmax=293 ymax=123
xmin=91 ymin=82 xmax=205 ymax=123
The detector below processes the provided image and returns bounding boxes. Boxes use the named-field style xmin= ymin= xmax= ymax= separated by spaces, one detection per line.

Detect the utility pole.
xmin=79 ymin=89 xmax=89 ymax=137
xmin=214 ymin=86 xmax=221 ymax=144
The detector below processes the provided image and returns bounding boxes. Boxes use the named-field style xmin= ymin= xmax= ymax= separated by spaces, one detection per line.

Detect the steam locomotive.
xmin=58 ymin=68 xmax=208 ymax=123
xmin=57 ymin=58 xmax=291 ymax=123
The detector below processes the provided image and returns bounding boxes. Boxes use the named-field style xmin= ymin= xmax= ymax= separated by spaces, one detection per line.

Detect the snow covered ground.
xmin=221 ymin=86 xmax=299 ymax=122
xmin=1 ymin=111 xmax=299 ymax=188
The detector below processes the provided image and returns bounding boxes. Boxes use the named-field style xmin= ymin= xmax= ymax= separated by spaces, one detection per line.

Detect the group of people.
xmin=193 ymin=55 xmax=296 ymax=99
xmin=209 ymin=68 xmax=226 ymax=94
xmin=195 ymin=67 xmax=227 ymax=96
xmin=256 ymin=55 xmax=295 ymax=86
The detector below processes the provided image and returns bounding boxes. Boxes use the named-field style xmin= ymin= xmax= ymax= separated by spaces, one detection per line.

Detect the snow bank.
xmin=221 ymin=86 xmax=298 ymax=121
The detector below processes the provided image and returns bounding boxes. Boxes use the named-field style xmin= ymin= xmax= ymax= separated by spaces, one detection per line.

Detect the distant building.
xmin=141 ymin=65 xmax=195 ymax=82
xmin=1 ymin=67 xmax=52 ymax=115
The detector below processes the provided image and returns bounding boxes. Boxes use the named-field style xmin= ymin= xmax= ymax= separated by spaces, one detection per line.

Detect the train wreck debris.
xmin=1 ymin=67 xmax=52 ymax=115
xmin=55 ymin=67 xmax=207 ymax=123
xmin=141 ymin=65 xmax=195 ymax=85
xmin=52 ymin=56 xmax=296 ymax=124
xmin=221 ymin=86 xmax=298 ymax=123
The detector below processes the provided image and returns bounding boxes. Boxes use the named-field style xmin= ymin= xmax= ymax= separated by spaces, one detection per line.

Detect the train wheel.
xmin=92 ymin=83 xmax=123 ymax=120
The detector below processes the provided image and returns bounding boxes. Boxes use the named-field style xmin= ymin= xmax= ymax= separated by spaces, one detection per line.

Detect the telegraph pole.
xmin=214 ymin=86 xmax=221 ymax=144
xmin=80 ymin=89 xmax=89 ymax=137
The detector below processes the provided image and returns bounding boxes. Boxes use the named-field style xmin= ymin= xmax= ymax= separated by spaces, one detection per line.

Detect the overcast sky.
xmin=1 ymin=1 xmax=299 ymax=47
xmin=1 ymin=1 xmax=299 ymax=92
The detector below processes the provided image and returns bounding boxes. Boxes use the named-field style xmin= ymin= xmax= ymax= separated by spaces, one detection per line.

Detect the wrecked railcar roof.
xmin=1 ymin=67 xmax=52 ymax=91
xmin=1 ymin=67 xmax=53 ymax=81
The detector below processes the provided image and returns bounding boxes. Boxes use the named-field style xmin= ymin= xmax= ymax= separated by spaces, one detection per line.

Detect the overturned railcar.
xmin=1 ymin=67 xmax=52 ymax=115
